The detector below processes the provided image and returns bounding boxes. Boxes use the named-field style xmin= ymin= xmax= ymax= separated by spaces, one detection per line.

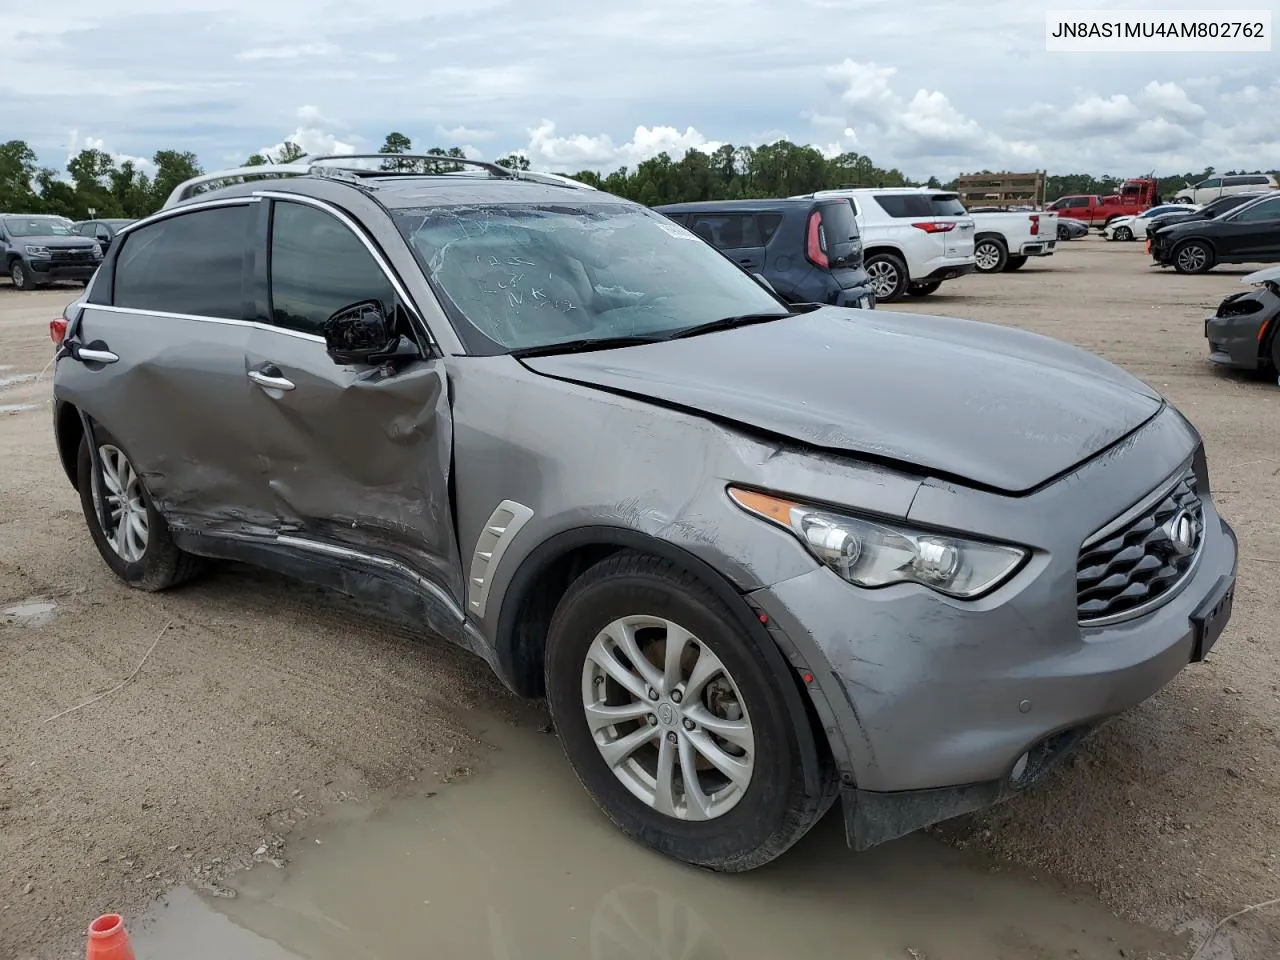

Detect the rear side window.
xmin=927 ymin=194 xmax=967 ymax=216
xmin=757 ymin=213 xmax=783 ymax=244
xmin=873 ymin=194 xmax=933 ymax=218
xmin=688 ymin=214 xmax=764 ymax=249
xmin=113 ymin=205 xmax=250 ymax=319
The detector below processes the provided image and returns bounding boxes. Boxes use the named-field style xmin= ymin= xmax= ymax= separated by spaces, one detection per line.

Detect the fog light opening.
xmin=1010 ymin=752 xmax=1029 ymax=783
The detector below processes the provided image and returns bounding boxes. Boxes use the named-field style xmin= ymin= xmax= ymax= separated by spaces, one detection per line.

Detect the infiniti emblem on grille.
xmin=1164 ymin=509 xmax=1197 ymax=556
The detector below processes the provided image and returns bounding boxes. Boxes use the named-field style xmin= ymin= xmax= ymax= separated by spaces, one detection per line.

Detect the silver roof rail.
xmin=162 ymin=154 xmax=600 ymax=209
xmin=162 ymin=162 xmax=312 ymax=208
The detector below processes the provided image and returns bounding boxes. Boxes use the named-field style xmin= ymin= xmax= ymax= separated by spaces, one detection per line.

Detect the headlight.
xmin=728 ymin=487 xmax=1028 ymax=599
xmin=92 ymin=242 xmax=103 ymax=257
xmin=25 ymin=245 xmax=51 ymax=258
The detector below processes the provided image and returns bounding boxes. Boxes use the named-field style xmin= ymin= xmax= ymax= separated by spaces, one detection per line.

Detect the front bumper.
xmin=28 ymin=258 xmax=100 ymax=281
xmin=1205 ymin=309 xmax=1274 ymax=370
xmin=748 ymin=421 xmax=1239 ymax=849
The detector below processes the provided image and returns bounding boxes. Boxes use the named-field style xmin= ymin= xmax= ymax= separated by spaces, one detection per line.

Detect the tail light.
xmin=1258 ymin=317 xmax=1272 ymax=344
xmin=911 ymin=221 xmax=956 ymax=233
xmin=806 ymin=211 xmax=829 ymax=269
xmin=1029 ymin=215 xmax=1040 ymax=236
xmin=50 ymin=318 xmax=68 ymax=345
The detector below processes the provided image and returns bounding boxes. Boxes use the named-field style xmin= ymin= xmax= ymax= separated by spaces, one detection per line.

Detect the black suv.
xmin=654 ymin=199 xmax=874 ymax=309
xmin=1 ymin=214 xmax=103 ymax=289
xmin=1151 ymin=193 xmax=1280 ymax=274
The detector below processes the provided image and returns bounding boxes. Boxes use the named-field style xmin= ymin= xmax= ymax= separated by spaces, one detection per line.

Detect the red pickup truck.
xmin=1045 ymin=178 xmax=1161 ymax=228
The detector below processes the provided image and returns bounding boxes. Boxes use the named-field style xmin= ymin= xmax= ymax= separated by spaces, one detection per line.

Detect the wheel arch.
xmin=973 ymin=231 xmax=1006 ymax=246
xmin=54 ymin=399 xmax=84 ymax=489
xmin=493 ymin=524 xmax=831 ymax=795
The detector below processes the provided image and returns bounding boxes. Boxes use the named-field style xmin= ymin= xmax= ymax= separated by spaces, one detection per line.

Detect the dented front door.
xmin=244 ymin=197 xmax=465 ymax=618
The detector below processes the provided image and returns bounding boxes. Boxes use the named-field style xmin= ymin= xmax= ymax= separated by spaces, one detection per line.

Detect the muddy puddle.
xmin=132 ymin=723 xmax=1186 ymax=960
xmin=2 ymin=598 xmax=57 ymax=626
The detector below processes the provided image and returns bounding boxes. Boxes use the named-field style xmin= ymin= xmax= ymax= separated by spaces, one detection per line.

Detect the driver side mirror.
xmin=322 ymin=299 xmax=420 ymax=366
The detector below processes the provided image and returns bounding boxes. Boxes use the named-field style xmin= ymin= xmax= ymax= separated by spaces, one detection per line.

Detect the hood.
xmin=19 ymin=234 xmax=95 ymax=248
xmin=1243 ymin=265 xmax=1280 ymax=287
xmin=521 ymin=308 xmax=1164 ymax=494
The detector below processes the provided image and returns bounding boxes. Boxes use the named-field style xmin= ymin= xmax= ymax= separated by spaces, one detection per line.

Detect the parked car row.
xmin=1149 ymin=191 xmax=1280 ymax=274
xmin=45 ymin=154 xmax=1240 ymax=873
xmin=656 ymin=187 xmax=1060 ymax=306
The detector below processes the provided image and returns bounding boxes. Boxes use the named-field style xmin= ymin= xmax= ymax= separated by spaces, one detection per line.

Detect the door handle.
xmin=248 ymin=367 xmax=295 ymax=391
xmin=75 ymin=347 xmax=119 ymax=364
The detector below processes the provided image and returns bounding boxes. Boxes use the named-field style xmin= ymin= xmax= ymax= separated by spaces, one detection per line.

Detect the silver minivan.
xmin=51 ymin=157 xmax=1238 ymax=871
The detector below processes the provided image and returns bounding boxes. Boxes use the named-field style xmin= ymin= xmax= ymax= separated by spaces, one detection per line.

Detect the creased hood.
xmin=521 ymin=308 xmax=1164 ymax=494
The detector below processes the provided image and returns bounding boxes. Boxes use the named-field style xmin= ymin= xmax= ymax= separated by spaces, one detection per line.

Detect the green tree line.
xmin=3 ymin=132 xmax=1275 ymax=221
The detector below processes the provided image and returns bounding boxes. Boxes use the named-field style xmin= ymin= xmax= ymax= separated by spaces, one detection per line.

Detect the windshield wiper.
xmin=510 ymin=334 xmax=670 ymax=358
xmin=665 ymin=311 xmax=795 ymax=340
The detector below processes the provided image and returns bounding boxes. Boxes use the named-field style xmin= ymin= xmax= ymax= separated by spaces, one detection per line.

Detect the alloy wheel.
xmin=92 ymin=444 xmax=149 ymax=562
xmin=581 ymin=615 xmax=755 ymax=821
xmin=866 ymin=261 xmax=899 ymax=299
xmin=974 ymin=242 xmax=1001 ymax=271
xmin=1176 ymin=244 xmax=1208 ymax=273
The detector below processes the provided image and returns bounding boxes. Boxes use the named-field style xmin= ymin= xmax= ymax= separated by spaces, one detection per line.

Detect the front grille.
xmin=1077 ymin=465 xmax=1203 ymax=624
xmin=51 ymin=249 xmax=95 ymax=262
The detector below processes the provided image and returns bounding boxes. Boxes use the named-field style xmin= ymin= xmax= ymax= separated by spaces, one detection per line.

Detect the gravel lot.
xmin=1 ymin=237 xmax=1277 ymax=958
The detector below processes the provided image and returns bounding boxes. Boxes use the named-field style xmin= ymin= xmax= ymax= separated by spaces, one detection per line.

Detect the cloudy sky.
xmin=5 ymin=0 xmax=1277 ymax=181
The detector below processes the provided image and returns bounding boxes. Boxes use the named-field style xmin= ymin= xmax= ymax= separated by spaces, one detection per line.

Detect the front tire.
xmin=973 ymin=237 xmax=1008 ymax=273
xmin=1004 ymin=255 xmax=1029 ymax=272
xmin=1173 ymin=241 xmax=1214 ymax=275
xmin=1114 ymin=226 xmax=1133 ymax=241
xmin=907 ymin=281 xmax=941 ymax=297
xmin=10 ymin=260 xmax=32 ymax=290
xmin=864 ymin=252 xmax=909 ymax=302
xmin=77 ymin=430 xmax=203 ymax=591
xmin=544 ymin=552 xmax=831 ymax=872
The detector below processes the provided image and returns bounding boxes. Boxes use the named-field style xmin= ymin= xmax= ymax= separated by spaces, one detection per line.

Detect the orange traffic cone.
xmin=86 ymin=913 xmax=136 ymax=960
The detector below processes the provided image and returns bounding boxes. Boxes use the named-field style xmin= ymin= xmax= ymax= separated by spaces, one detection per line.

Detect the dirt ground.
xmin=1 ymin=237 xmax=1278 ymax=959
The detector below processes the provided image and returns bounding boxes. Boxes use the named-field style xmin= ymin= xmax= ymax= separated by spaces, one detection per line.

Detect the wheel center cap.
xmin=657 ymin=702 xmax=677 ymax=727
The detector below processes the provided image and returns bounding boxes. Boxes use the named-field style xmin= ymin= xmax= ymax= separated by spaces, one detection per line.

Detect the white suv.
xmin=794 ymin=188 xmax=976 ymax=302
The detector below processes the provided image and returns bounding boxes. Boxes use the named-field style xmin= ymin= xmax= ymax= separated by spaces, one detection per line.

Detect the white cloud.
xmin=1058 ymin=95 xmax=1141 ymax=135
xmin=64 ymin=130 xmax=155 ymax=175
xmin=235 ymin=42 xmax=338 ymax=61
xmin=436 ymin=125 xmax=496 ymax=143
xmin=258 ymin=107 xmax=359 ymax=160
xmin=1138 ymin=81 xmax=1207 ymax=125
xmin=524 ymin=120 xmax=722 ymax=170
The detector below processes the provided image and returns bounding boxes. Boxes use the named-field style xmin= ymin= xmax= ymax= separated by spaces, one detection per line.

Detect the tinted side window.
xmin=873 ymin=194 xmax=932 ymax=218
xmin=928 ymin=195 xmax=967 ymax=216
xmin=113 ymin=205 xmax=250 ymax=319
xmin=269 ymin=201 xmax=396 ymax=336
xmin=688 ymin=214 xmax=763 ymax=250
xmin=757 ymin=214 xmax=783 ymax=244
xmin=77 ymin=222 xmax=97 ymax=237
xmin=1232 ymin=198 xmax=1280 ymax=222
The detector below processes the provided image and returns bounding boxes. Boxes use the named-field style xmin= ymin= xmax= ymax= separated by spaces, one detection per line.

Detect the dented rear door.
xmin=243 ymin=196 xmax=465 ymax=617
xmin=57 ymin=199 xmax=278 ymax=536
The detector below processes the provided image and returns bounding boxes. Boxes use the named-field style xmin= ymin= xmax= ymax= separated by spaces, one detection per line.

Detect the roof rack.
xmin=162 ymin=154 xmax=598 ymax=209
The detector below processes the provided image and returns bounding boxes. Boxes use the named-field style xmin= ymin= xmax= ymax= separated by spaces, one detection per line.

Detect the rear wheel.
xmin=1004 ymin=256 xmax=1029 ymax=272
xmin=77 ymin=429 xmax=203 ymax=591
xmin=1057 ymin=224 xmax=1070 ymax=241
xmin=907 ymin=281 xmax=941 ymax=297
xmin=973 ymin=237 xmax=1008 ymax=273
xmin=864 ymin=252 xmax=909 ymax=302
xmin=1172 ymin=241 xmax=1213 ymax=275
xmin=544 ymin=552 xmax=832 ymax=872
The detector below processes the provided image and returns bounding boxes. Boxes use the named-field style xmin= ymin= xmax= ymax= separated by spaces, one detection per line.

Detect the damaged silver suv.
xmin=51 ymin=156 xmax=1238 ymax=871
